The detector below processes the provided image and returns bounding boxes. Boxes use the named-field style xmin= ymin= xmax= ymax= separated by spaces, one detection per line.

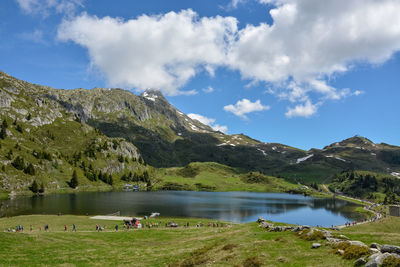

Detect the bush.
xmin=242 ymin=256 xmax=262 ymax=267
xmin=298 ymin=229 xmax=326 ymax=241
xmin=29 ymin=180 xmax=39 ymax=193
xmin=342 ymin=245 xmax=370 ymax=260
xmin=11 ymin=156 xmax=25 ymax=170
xmin=382 ymin=256 xmax=400 ymax=267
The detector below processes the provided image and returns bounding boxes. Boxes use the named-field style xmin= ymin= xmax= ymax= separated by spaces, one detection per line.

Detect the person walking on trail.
xmin=115 ymin=224 xmax=119 ymax=231
xmin=64 ymin=225 xmax=67 ymax=232
xmin=73 ymin=224 xmax=76 ymax=232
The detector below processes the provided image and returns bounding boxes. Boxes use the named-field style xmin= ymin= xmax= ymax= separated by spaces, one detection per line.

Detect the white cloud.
xmin=202 ymin=86 xmax=214 ymax=93
xmin=58 ymin=10 xmax=237 ymax=96
xmin=224 ymin=99 xmax=270 ymax=119
xmin=188 ymin=113 xmax=228 ymax=133
xmin=57 ymin=1 xmax=400 ymax=114
xmin=16 ymin=0 xmax=84 ymax=17
xmin=285 ymin=100 xmax=318 ymax=118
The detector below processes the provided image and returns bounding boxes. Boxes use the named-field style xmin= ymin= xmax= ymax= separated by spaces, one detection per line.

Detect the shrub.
xmin=298 ymin=229 xmax=326 ymax=241
xmin=382 ymin=256 xmax=400 ymax=267
xmin=342 ymin=245 xmax=370 ymax=260
xmin=242 ymin=256 xmax=262 ymax=267
xmin=29 ymin=180 xmax=39 ymax=193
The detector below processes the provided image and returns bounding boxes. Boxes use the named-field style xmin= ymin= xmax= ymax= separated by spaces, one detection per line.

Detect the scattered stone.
xmin=349 ymin=241 xmax=368 ymax=248
xmin=369 ymin=248 xmax=380 ymax=255
xmin=338 ymin=234 xmax=349 ymax=240
xmin=366 ymin=253 xmax=397 ymax=267
xmin=370 ymin=243 xmax=381 ymax=250
xmin=354 ymin=257 xmax=367 ymax=266
xmin=337 ymin=249 xmax=345 ymax=255
xmin=257 ymin=217 xmax=266 ymax=223
xmin=380 ymin=244 xmax=400 ymax=254
xmin=272 ymin=226 xmax=282 ymax=232
xmin=312 ymin=243 xmax=321 ymax=249
xmin=327 ymin=237 xmax=344 ymax=244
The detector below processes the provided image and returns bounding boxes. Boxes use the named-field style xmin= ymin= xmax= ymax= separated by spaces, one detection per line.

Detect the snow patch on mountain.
xmin=296 ymin=154 xmax=313 ymax=164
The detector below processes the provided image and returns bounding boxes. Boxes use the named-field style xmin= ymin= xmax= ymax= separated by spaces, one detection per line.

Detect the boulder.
xmin=291 ymin=226 xmax=302 ymax=232
xmin=370 ymin=243 xmax=381 ymax=250
xmin=338 ymin=234 xmax=349 ymax=240
xmin=366 ymin=252 xmax=399 ymax=267
xmin=369 ymin=248 xmax=380 ymax=255
xmin=312 ymin=243 xmax=321 ymax=249
xmin=257 ymin=217 xmax=266 ymax=223
xmin=354 ymin=257 xmax=367 ymax=266
xmin=349 ymin=241 xmax=368 ymax=248
xmin=380 ymin=244 xmax=400 ymax=254
xmin=272 ymin=226 xmax=282 ymax=232
xmin=337 ymin=249 xmax=345 ymax=255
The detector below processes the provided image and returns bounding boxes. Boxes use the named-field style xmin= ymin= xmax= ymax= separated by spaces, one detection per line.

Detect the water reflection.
xmin=0 ymin=191 xmax=366 ymax=226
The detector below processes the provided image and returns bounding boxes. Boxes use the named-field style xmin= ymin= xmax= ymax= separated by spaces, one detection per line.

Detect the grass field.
xmin=1 ymin=214 xmax=399 ymax=266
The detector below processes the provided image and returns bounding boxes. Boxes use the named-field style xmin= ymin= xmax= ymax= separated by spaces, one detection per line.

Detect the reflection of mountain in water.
xmin=0 ymin=191 xmax=365 ymax=226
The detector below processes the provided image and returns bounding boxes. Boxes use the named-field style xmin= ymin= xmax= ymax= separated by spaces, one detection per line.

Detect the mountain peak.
xmin=140 ymin=89 xmax=165 ymax=102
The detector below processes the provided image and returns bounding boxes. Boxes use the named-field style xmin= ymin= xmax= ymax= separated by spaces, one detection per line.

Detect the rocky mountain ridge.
xmin=0 ymin=71 xmax=399 ymax=190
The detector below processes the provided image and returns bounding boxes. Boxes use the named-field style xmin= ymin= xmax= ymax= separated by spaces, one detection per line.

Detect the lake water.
xmin=0 ymin=191 xmax=366 ymax=226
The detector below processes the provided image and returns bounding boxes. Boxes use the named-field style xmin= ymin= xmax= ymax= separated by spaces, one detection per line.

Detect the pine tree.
xmin=69 ymin=170 xmax=79 ymax=188
xmin=24 ymin=163 xmax=35 ymax=175
xmin=11 ymin=156 xmax=25 ymax=170
xmin=0 ymin=127 xmax=6 ymax=139
xmin=30 ymin=180 xmax=39 ymax=193
xmin=1 ymin=119 xmax=8 ymax=129
xmin=16 ymin=124 xmax=23 ymax=133
xmin=39 ymin=183 xmax=45 ymax=194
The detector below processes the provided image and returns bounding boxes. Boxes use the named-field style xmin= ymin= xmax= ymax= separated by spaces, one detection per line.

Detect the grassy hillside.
xmin=154 ymin=162 xmax=301 ymax=192
xmin=1 ymin=214 xmax=399 ymax=266
xmin=328 ymin=171 xmax=400 ymax=203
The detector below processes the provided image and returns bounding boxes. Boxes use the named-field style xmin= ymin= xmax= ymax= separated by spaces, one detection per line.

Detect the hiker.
xmin=30 ymin=225 xmax=32 ymax=232
xmin=64 ymin=225 xmax=67 ymax=231
xmin=115 ymin=224 xmax=119 ymax=231
xmin=73 ymin=224 xmax=76 ymax=232
xmin=96 ymin=224 xmax=99 ymax=231
xmin=45 ymin=224 xmax=49 ymax=231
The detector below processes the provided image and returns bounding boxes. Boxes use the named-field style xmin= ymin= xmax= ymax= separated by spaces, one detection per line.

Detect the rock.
xmin=312 ymin=243 xmax=321 ymax=249
xmin=259 ymin=222 xmax=274 ymax=229
xmin=273 ymin=226 xmax=282 ymax=232
xmin=257 ymin=217 xmax=266 ymax=223
xmin=283 ymin=226 xmax=293 ymax=231
xmin=354 ymin=257 xmax=367 ymax=266
xmin=380 ymin=244 xmax=400 ymax=254
xmin=337 ymin=249 xmax=345 ymax=255
xmin=327 ymin=237 xmax=343 ymax=244
xmin=306 ymin=229 xmax=314 ymax=236
xmin=366 ymin=253 xmax=399 ymax=267
xmin=349 ymin=241 xmax=368 ymax=248
xmin=370 ymin=243 xmax=381 ymax=250
xmin=302 ymin=225 xmax=311 ymax=229
xmin=338 ymin=234 xmax=349 ymax=240
xmin=369 ymin=248 xmax=380 ymax=255
xmin=291 ymin=226 xmax=302 ymax=232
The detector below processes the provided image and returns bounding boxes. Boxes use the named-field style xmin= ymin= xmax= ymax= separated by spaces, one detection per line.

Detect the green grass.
xmin=154 ymin=162 xmax=301 ymax=192
xmin=0 ymin=214 xmax=351 ymax=266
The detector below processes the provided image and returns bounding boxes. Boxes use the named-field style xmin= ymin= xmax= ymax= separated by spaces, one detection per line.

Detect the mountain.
xmin=0 ymin=71 xmax=400 ymax=193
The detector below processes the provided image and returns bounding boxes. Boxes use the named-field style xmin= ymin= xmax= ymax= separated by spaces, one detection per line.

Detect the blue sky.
xmin=1 ymin=0 xmax=399 ymax=150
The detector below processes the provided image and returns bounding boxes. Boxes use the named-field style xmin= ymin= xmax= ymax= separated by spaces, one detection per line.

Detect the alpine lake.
xmin=0 ymin=191 xmax=367 ymax=227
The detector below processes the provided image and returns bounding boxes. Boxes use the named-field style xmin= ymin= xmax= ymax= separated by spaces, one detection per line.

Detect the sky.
xmin=1 ymin=0 xmax=400 ymax=150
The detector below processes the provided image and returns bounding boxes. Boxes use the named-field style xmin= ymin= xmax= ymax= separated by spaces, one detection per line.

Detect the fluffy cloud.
xmin=57 ymin=1 xmax=400 ymax=115
xmin=285 ymin=100 xmax=318 ymax=118
xmin=16 ymin=0 xmax=84 ymax=17
xmin=58 ymin=10 xmax=237 ymax=95
xmin=224 ymin=99 xmax=270 ymax=119
xmin=187 ymin=113 xmax=228 ymax=133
